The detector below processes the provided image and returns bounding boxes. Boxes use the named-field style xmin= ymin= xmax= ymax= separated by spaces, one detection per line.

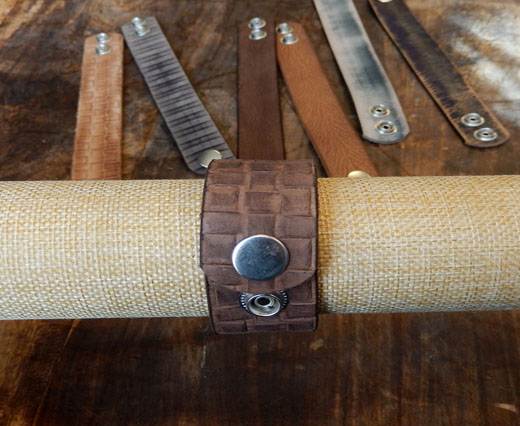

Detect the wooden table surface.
xmin=1 ymin=0 xmax=519 ymax=424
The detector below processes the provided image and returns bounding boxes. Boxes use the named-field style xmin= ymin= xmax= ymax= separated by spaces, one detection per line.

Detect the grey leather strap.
xmin=121 ymin=17 xmax=235 ymax=175
xmin=313 ymin=0 xmax=409 ymax=144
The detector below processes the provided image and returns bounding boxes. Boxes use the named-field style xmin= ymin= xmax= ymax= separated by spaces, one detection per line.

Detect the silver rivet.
xmin=378 ymin=0 xmax=393 ymax=2
xmin=248 ymin=17 xmax=266 ymax=30
xmin=249 ymin=29 xmax=267 ymax=40
xmin=276 ymin=22 xmax=293 ymax=35
xmin=370 ymin=104 xmax=390 ymax=117
xmin=95 ymin=33 xmax=111 ymax=56
xmin=474 ymin=127 xmax=498 ymax=142
xmin=198 ymin=149 xmax=222 ymax=168
xmin=376 ymin=121 xmax=397 ymax=134
xmin=348 ymin=170 xmax=371 ymax=178
xmin=232 ymin=234 xmax=289 ymax=281
xmin=132 ymin=17 xmax=150 ymax=36
xmin=240 ymin=292 xmax=288 ymax=317
xmin=281 ymin=33 xmax=298 ymax=45
xmin=461 ymin=112 xmax=485 ymax=127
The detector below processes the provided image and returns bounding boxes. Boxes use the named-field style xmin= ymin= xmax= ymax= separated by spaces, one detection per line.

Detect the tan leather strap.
xmin=238 ymin=18 xmax=284 ymax=160
xmin=313 ymin=0 xmax=409 ymax=144
xmin=200 ymin=160 xmax=317 ymax=334
xmin=72 ymin=33 xmax=123 ymax=180
xmin=369 ymin=0 xmax=509 ymax=148
xmin=276 ymin=22 xmax=378 ymax=177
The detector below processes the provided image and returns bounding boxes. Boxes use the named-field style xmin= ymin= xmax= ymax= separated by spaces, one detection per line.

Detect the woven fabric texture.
xmin=0 ymin=176 xmax=519 ymax=319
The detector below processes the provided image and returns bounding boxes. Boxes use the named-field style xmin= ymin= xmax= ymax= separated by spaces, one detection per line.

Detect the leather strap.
xmin=238 ymin=18 xmax=284 ymax=160
xmin=313 ymin=0 xmax=409 ymax=144
xmin=121 ymin=17 xmax=235 ymax=175
xmin=200 ymin=160 xmax=317 ymax=334
xmin=369 ymin=0 xmax=509 ymax=148
xmin=72 ymin=33 xmax=123 ymax=180
xmin=277 ymin=22 xmax=378 ymax=177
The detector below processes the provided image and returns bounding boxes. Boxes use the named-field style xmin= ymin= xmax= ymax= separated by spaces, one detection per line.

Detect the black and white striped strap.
xmin=121 ymin=17 xmax=235 ymax=175
xmin=313 ymin=0 xmax=409 ymax=144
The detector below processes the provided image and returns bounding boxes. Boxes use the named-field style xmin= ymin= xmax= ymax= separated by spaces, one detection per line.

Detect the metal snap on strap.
xmin=240 ymin=292 xmax=288 ymax=317
xmin=131 ymin=17 xmax=150 ymax=36
xmin=348 ymin=170 xmax=371 ymax=178
xmin=276 ymin=22 xmax=293 ymax=35
xmin=249 ymin=29 xmax=267 ymax=40
xmin=232 ymin=234 xmax=289 ymax=281
xmin=281 ymin=33 xmax=298 ymax=45
xmin=95 ymin=33 xmax=111 ymax=56
xmin=248 ymin=17 xmax=266 ymax=30
xmin=474 ymin=127 xmax=498 ymax=143
xmin=376 ymin=121 xmax=397 ymax=134
xmin=370 ymin=104 xmax=390 ymax=117
xmin=461 ymin=112 xmax=485 ymax=127
xmin=199 ymin=149 xmax=222 ymax=168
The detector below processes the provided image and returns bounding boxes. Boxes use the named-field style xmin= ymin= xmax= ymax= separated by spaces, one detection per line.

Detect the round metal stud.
xmin=473 ymin=127 xmax=498 ymax=143
xmin=461 ymin=112 xmax=485 ymax=127
xmin=348 ymin=170 xmax=371 ymax=178
xmin=281 ymin=33 xmax=298 ymax=45
xmin=232 ymin=234 xmax=289 ymax=281
xmin=376 ymin=121 xmax=397 ymax=135
xmin=198 ymin=149 xmax=222 ymax=168
xmin=132 ymin=17 xmax=150 ymax=36
xmin=95 ymin=32 xmax=111 ymax=56
xmin=240 ymin=292 xmax=288 ymax=317
xmin=377 ymin=0 xmax=393 ymax=2
xmin=248 ymin=17 xmax=266 ymax=30
xmin=370 ymin=104 xmax=390 ymax=117
xmin=276 ymin=22 xmax=293 ymax=35
xmin=249 ymin=29 xmax=267 ymax=41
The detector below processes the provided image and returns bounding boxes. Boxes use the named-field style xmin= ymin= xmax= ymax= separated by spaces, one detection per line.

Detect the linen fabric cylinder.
xmin=0 ymin=176 xmax=519 ymax=319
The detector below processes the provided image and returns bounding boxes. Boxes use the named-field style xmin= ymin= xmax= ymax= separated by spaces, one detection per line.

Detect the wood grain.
xmin=0 ymin=1 xmax=519 ymax=425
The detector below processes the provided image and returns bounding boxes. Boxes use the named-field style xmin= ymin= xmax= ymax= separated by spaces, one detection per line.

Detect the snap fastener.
xmin=198 ymin=149 xmax=222 ymax=168
xmin=474 ymin=127 xmax=498 ymax=142
xmin=348 ymin=170 xmax=371 ymax=178
xmin=370 ymin=104 xmax=390 ymax=117
xmin=461 ymin=112 xmax=485 ymax=127
xmin=232 ymin=234 xmax=289 ymax=281
xmin=376 ymin=121 xmax=397 ymax=134
xmin=240 ymin=292 xmax=288 ymax=317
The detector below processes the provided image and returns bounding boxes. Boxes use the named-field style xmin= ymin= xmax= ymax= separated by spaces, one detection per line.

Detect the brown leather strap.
xmin=368 ymin=0 xmax=509 ymax=148
xmin=200 ymin=160 xmax=317 ymax=334
xmin=72 ymin=33 xmax=123 ymax=180
xmin=238 ymin=19 xmax=284 ymax=160
xmin=276 ymin=22 xmax=378 ymax=177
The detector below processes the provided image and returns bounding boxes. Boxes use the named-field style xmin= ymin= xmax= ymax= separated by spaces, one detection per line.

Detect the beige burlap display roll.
xmin=0 ymin=176 xmax=518 ymax=320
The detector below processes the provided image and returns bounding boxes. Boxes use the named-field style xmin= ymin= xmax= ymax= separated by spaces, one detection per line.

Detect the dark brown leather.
xmin=238 ymin=20 xmax=284 ymax=160
xmin=200 ymin=160 xmax=317 ymax=334
xmin=277 ymin=22 xmax=378 ymax=177
xmin=368 ymin=0 xmax=509 ymax=148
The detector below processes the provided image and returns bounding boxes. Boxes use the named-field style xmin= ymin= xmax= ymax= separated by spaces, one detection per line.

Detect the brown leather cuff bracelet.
xmin=200 ymin=159 xmax=317 ymax=334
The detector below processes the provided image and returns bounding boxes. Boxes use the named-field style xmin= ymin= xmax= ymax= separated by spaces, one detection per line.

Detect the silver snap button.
xmin=248 ymin=17 xmax=266 ymax=30
xmin=198 ymin=149 xmax=222 ymax=168
xmin=348 ymin=170 xmax=371 ymax=178
xmin=95 ymin=33 xmax=111 ymax=56
xmin=376 ymin=121 xmax=397 ymax=134
xmin=132 ymin=17 xmax=150 ymax=36
xmin=249 ymin=29 xmax=267 ymax=40
xmin=240 ymin=292 xmax=288 ymax=317
xmin=370 ymin=104 xmax=390 ymax=117
xmin=276 ymin=22 xmax=293 ymax=35
xmin=281 ymin=33 xmax=298 ymax=45
xmin=474 ymin=127 xmax=498 ymax=142
xmin=461 ymin=112 xmax=485 ymax=127
xmin=232 ymin=234 xmax=289 ymax=281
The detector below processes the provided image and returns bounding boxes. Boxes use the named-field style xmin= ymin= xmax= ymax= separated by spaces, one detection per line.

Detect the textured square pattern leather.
xmin=200 ymin=160 xmax=317 ymax=333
